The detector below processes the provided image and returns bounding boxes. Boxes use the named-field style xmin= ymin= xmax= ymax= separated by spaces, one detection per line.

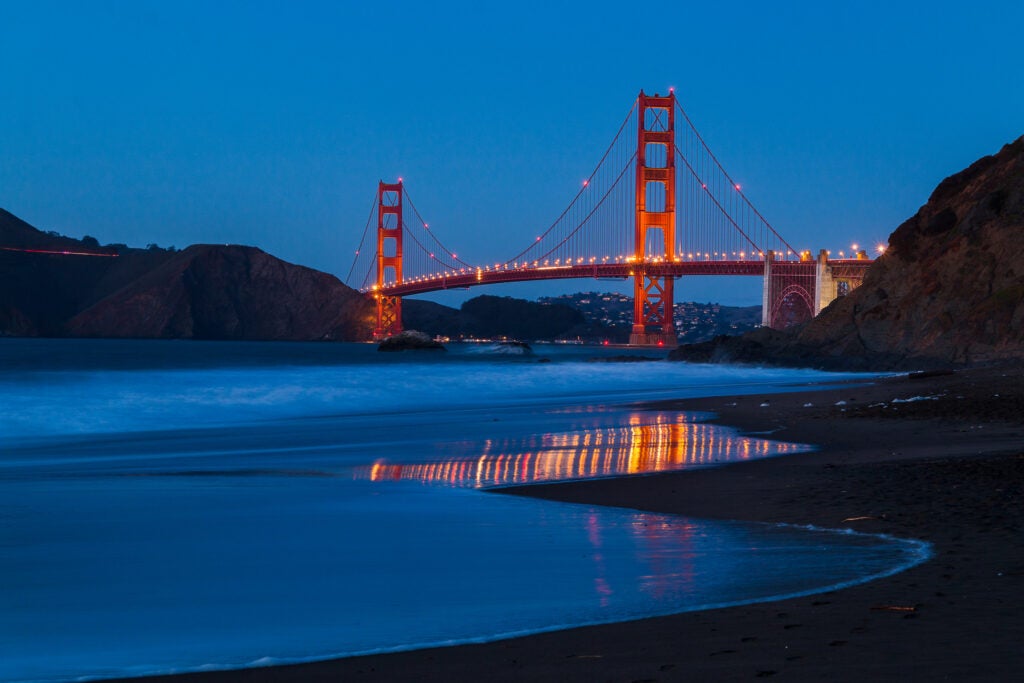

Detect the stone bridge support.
xmin=814 ymin=249 xmax=835 ymax=315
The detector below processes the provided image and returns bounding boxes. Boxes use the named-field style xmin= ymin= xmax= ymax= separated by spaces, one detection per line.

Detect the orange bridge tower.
xmin=629 ymin=91 xmax=677 ymax=347
xmin=373 ymin=180 xmax=403 ymax=339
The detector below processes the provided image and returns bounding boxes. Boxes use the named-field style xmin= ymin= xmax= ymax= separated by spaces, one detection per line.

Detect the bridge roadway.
xmin=376 ymin=258 xmax=871 ymax=297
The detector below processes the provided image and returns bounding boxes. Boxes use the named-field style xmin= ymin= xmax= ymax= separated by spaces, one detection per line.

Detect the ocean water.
xmin=0 ymin=339 xmax=928 ymax=682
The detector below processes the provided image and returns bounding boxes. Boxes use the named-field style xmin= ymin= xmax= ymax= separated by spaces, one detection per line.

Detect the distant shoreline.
xmin=112 ymin=363 xmax=1024 ymax=682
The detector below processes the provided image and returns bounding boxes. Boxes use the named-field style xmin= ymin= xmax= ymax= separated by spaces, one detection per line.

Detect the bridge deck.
xmin=374 ymin=259 xmax=870 ymax=297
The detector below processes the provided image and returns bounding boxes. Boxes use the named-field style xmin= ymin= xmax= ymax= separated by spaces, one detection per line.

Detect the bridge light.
xmin=876 ymin=244 xmax=887 ymax=254
xmin=851 ymin=243 xmax=858 ymax=251
xmin=735 ymin=184 xmax=741 ymax=190
xmin=582 ymin=179 xmax=588 ymax=186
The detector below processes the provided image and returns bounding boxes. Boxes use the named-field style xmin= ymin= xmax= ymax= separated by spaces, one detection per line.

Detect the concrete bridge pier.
xmin=813 ymin=248 xmax=835 ymax=316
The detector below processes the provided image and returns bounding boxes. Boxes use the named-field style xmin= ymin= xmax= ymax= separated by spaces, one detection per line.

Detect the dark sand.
xmin=119 ymin=365 xmax=1024 ymax=682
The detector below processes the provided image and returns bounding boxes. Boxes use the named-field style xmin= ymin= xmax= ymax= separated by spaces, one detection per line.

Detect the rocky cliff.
xmin=1 ymin=210 xmax=373 ymax=340
xmin=671 ymin=135 xmax=1024 ymax=369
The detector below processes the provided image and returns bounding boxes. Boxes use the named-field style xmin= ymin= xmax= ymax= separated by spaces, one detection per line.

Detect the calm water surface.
xmin=0 ymin=339 xmax=928 ymax=682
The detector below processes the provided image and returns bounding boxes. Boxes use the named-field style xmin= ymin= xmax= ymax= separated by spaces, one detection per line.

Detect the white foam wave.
xmin=1 ymin=359 xmax=870 ymax=442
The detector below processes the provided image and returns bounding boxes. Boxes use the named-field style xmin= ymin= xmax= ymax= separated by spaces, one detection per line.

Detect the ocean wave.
xmin=0 ymin=351 xmax=872 ymax=442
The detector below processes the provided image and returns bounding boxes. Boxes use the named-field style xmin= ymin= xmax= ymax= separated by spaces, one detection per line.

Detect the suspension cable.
xmin=674 ymin=144 xmax=761 ymax=253
xmin=675 ymin=100 xmax=797 ymax=253
xmin=402 ymin=220 xmax=463 ymax=272
xmin=403 ymin=188 xmax=474 ymax=268
xmin=344 ymin=194 xmax=378 ymax=286
xmin=503 ymin=98 xmax=638 ymax=265
xmin=531 ymin=152 xmax=636 ymax=263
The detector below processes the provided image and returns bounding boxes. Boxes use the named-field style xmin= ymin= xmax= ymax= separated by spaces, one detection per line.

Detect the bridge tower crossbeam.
xmin=374 ymin=180 xmax=403 ymax=340
xmin=630 ymin=91 xmax=678 ymax=347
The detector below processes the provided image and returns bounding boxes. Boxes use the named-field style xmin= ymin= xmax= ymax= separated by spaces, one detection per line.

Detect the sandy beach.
xmin=117 ymin=364 xmax=1024 ymax=682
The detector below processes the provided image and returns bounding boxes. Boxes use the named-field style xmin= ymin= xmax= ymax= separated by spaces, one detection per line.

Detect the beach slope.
xmin=118 ymin=364 xmax=1024 ymax=682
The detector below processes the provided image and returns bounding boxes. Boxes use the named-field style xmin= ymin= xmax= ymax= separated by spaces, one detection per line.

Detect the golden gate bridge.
xmin=345 ymin=91 xmax=872 ymax=346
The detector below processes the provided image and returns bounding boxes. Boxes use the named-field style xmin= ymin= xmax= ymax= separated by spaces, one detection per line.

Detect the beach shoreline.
xmin=113 ymin=364 xmax=1024 ymax=682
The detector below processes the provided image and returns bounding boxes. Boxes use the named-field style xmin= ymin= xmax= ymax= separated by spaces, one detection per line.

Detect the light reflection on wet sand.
xmin=357 ymin=411 xmax=809 ymax=488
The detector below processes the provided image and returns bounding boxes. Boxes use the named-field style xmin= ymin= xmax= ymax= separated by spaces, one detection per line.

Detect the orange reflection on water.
xmin=356 ymin=413 xmax=809 ymax=489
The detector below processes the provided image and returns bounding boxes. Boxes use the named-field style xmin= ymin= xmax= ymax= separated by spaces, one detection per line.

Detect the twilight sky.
xmin=2 ymin=1 xmax=1022 ymax=306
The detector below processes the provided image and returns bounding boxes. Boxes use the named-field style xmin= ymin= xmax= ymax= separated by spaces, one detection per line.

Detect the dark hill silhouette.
xmin=1 ymin=209 xmax=176 ymax=335
xmin=671 ymin=135 xmax=1024 ymax=369
xmin=402 ymin=295 xmax=590 ymax=341
xmin=67 ymin=244 xmax=373 ymax=340
xmin=1 ymin=210 xmax=373 ymax=340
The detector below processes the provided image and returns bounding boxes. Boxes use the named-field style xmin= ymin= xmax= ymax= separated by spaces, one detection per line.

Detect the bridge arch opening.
xmin=770 ymin=285 xmax=814 ymax=329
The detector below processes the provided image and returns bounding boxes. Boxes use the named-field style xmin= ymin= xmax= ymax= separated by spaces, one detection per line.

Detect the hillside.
xmin=671 ymin=135 xmax=1024 ymax=369
xmin=0 ymin=209 xmax=178 ymax=336
xmin=539 ymin=292 xmax=761 ymax=343
xmin=0 ymin=210 xmax=373 ymax=340
xmin=403 ymin=295 xmax=590 ymax=341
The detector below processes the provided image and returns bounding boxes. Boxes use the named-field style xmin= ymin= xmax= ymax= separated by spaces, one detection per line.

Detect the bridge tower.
xmin=630 ymin=91 xmax=678 ymax=347
xmin=374 ymin=180 xmax=403 ymax=339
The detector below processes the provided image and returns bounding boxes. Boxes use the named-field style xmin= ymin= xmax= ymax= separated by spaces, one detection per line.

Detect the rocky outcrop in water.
xmin=377 ymin=330 xmax=446 ymax=351
xmin=671 ymin=135 xmax=1024 ymax=369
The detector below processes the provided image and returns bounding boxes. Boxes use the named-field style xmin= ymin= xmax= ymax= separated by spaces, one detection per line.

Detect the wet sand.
xmin=118 ymin=364 xmax=1024 ymax=682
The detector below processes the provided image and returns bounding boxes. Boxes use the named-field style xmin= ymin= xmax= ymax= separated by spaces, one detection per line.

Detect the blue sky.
xmin=2 ymin=1 xmax=1022 ymax=306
